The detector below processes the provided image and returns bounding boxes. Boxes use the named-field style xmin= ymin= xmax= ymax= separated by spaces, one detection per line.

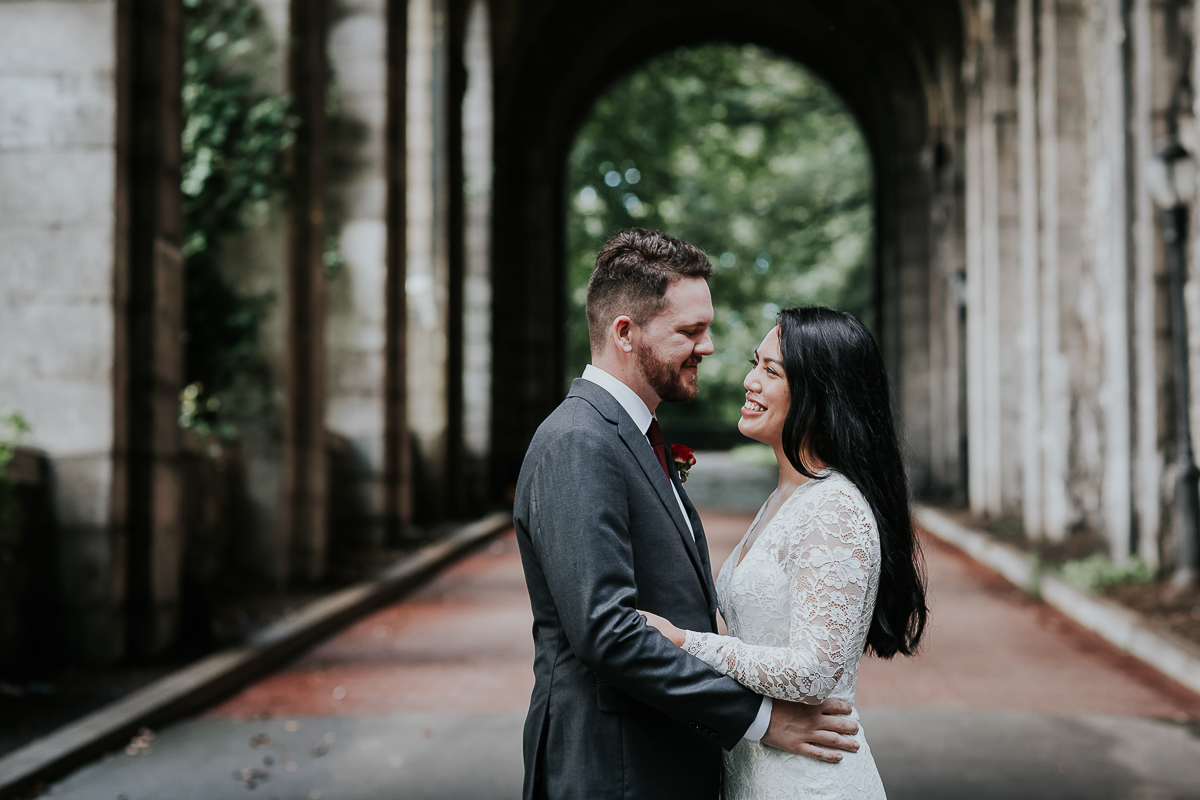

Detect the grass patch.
xmin=1058 ymin=553 xmax=1155 ymax=592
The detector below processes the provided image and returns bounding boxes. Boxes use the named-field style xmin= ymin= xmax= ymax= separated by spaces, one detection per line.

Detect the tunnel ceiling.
xmin=491 ymin=0 xmax=965 ymax=170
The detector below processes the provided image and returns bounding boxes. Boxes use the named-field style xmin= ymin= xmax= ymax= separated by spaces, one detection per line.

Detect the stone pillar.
xmin=384 ymin=0 xmax=412 ymax=541
xmin=0 ymin=0 xmax=123 ymax=664
xmin=283 ymin=0 xmax=330 ymax=581
xmin=927 ymin=46 xmax=968 ymax=501
xmin=1036 ymin=0 xmax=1079 ymax=541
xmin=1085 ymin=0 xmax=1134 ymax=562
xmin=1017 ymin=0 xmax=1043 ymax=535
xmin=326 ymin=0 xmax=390 ymax=549
xmin=461 ymin=0 xmax=493 ymax=508
xmin=406 ymin=0 xmax=453 ymax=522
xmin=966 ymin=0 xmax=1024 ymax=519
xmin=965 ymin=13 xmax=988 ymax=516
xmin=1128 ymin=0 xmax=1175 ymax=569
xmin=114 ymin=0 xmax=186 ymax=656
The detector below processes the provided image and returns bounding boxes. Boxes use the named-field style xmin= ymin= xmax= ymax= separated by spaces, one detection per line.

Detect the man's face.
xmin=634 ymin=277 xmax=715 ymax=403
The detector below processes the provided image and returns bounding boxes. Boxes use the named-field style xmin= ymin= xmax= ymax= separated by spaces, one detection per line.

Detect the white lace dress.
xmin=683 ymin=471 xmax=886 ymax=800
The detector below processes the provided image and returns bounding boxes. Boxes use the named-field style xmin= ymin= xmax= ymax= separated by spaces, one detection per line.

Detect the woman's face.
xmin=738 ymin=326 xmax=790 ymax=447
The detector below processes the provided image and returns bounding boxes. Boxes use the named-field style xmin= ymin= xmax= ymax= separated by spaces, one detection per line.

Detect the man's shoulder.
xmin=517 ymin=396 xmax=626 ymax=498
xmin=532 ymin=393 xmax=615 ymax=447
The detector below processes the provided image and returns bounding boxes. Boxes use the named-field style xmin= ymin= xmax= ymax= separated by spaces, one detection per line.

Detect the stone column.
xmin=0 ymin=0 xmax=124 ymax=664
xmin=384 ymin=0 xmax=412 ymax=541
xmin=966 ymin=0 xmax=1024 ymax=519
xmin=926 ymin=46 xmax=968 ymax=501
xmin=326 ymin=0 xmax=390 ymax=550
xmin=461 ymin=0 xmax=493 ymax=508
xmin=1017 ymin=0 xmax=1043 ymax=535
xmin=1036 ymin=0 xmax=1078 ymax=541
xmin=965 ymin=12 xmax=988 ymax=516
xmin=1128 ymin=0 xmax=1176 ymax=569
xmin=114 ymin=0 xmax=186 ymax=656
xmin=283 ymin=0 xmax=330 ymax=581
xmin=1085 ymin=0 xmax=1134 ymax=562
xmin=406 ymin=0 xmax=453 ymax=522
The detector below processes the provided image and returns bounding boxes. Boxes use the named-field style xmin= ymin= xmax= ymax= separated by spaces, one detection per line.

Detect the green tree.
xmin=566 ymin=44 xmax=873 ymax=430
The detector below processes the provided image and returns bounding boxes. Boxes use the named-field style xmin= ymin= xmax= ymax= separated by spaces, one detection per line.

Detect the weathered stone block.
xmin=7 ymin=379 xmax=114 ymax=455
xmin=0 ymin=150 xmax=115 ymax=223
xmin=0 ymin=73 xmax=114 ymax=151
xmin=0 ymin=223 xmax=113 ymax=301
xmin=0 ymin=1 xmax=114 ymax=76
xmin=1 ymin=300 xmax=115 ymax=383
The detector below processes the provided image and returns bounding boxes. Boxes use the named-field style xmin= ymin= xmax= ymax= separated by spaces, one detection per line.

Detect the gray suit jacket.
xmin=515 ymin=379 xmax=762 ymax=800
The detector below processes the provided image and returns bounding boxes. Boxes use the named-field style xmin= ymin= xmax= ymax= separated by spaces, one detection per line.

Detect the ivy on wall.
xmin=181 ymin=0 xmax=297 ymax=438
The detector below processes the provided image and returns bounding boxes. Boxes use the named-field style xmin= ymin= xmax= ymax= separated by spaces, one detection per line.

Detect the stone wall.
xmin=7 ymin=0 xmax=1200 ymax=669
xmin=0 ymin=0 xmax=123 ymax=663
xmin=959 ymin=0 xmax=1196 ymax=572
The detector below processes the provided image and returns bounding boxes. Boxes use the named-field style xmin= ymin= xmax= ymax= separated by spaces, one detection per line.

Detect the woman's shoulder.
xmin=791 ymin=470 xmax=875 ymax=531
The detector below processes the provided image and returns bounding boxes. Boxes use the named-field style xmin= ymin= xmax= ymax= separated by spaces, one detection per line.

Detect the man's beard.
xmin=635 ymin=340 xmax=700 ymax=403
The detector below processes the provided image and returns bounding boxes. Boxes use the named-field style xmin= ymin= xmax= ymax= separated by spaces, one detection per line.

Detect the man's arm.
xmin=528 ymin=425 xmax=760 ymax=748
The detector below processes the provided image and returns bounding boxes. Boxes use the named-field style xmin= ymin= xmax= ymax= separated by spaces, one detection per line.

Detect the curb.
xmin=916 ymin=504 xmax=1200 ymax=699
xmin=0 ymin=511 xmax=513 ymax=800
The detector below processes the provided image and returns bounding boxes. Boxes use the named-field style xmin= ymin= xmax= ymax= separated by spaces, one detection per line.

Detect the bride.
xmin=640 ymin=306 xmax=928 ymax=799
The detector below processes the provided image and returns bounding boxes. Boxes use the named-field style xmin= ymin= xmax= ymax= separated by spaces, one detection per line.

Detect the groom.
xmin=514 ymin=228 xmax=860 ymax=799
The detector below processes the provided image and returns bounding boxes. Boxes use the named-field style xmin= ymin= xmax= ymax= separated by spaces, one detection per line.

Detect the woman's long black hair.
xmin=776 ymin=306 xmax=927 ymax=658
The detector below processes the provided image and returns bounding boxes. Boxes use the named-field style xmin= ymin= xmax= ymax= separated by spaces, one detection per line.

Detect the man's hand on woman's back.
xmin=762 ymin=698 xmax=860 ymax=763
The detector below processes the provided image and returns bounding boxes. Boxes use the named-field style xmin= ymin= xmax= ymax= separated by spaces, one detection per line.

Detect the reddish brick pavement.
xmin=207 ymin=536 xmax=535 ymax=718
xmin=208 ymin=510 xmax=1200 ymax=722
xmin=701 ymin=509 xmax=1200 ymax=720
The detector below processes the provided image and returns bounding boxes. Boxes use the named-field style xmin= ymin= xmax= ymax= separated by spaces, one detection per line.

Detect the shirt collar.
xmin=581 ymin=364 xmax=654 ymax=435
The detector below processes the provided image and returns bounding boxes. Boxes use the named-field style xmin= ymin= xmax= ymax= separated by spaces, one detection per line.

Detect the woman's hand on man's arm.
xmin=637 ymin=610 xmax=686 ymax=646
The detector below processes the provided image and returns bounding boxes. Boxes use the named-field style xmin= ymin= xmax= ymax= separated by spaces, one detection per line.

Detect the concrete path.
xmin=41 ymin=512 xmax=1200 ymax=800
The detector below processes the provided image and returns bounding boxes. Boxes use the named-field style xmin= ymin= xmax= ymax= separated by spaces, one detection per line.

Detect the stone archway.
xmin=488 ymin=0 xmax=967 ymax=499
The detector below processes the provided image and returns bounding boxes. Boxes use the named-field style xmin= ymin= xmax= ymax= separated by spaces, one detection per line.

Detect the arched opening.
xmin=489 ymin=0 xmax=966 ymax=502
xmin=563 ymin=43 xmax=874 ymax=444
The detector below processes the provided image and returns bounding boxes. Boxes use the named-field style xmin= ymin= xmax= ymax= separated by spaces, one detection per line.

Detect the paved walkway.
xmin=42 ymin=511 xmax=1200 ymax=800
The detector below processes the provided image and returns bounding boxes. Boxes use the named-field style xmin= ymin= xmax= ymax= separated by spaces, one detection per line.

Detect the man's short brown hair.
xmin=585 ymin=228 xmax=713 ymax=353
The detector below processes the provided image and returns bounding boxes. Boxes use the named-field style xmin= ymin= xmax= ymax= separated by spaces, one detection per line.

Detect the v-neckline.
xmin=734 ymin=479 xmax=801 ymax=566
xmin=734 ymin=476 xmax=815 ymax=568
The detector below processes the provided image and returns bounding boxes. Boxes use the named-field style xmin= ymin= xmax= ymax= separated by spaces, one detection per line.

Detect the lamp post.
xmin=1147 ymin=142 xmax=1199 ymax=585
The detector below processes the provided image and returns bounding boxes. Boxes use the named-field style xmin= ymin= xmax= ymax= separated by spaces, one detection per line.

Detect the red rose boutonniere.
xmin=671 ymin=444 xmax=697 ymax=483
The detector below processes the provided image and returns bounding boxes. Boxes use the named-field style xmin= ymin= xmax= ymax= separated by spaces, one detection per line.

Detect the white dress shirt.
xmin=580 ymin=364 xmax=773 ymax=742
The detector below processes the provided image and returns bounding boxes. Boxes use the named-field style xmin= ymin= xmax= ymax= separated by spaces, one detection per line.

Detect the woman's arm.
xmin=642 ymin=487 xmax=877 ymax=704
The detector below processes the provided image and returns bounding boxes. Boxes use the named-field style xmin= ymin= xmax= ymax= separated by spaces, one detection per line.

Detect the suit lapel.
xmin=615 ymin=415 xmax=711 ymax=597
xmin=567 ymin=379 xmax=713 ymax=605
xmin=669 ymin=457 xmax=717 ymax=617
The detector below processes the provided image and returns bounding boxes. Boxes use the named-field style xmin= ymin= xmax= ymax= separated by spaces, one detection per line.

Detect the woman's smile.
xmin=741 ymin=396 xmax=767 ymax=416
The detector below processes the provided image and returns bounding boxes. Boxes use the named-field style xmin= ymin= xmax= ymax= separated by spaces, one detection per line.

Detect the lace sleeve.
xmin=682 ymin=483 xmax=876 ymax=704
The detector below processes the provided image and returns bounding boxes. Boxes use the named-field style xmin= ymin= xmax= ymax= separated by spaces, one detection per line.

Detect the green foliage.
xmin=1059 ymin=553 xmax=1155 ymax=592
xmin=566 ymin=44 xmax=873 ymax=427
xmin=730 ymin=443 xmax=778 ymax=468
xmin=181 ymin=0 xmax=297 ymax=437
xmin=0 ymin=410 xmax=30 ymax=569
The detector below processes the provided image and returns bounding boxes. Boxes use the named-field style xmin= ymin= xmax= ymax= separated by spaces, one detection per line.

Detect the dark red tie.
xmin=646 ymin=418 xmax=671 ymax=481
